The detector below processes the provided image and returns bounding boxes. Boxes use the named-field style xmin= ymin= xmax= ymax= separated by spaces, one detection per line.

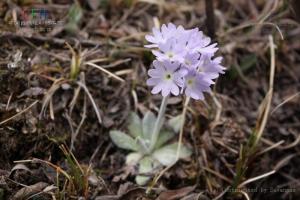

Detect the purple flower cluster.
xmin=145 ymin=23 xmax=225 ymax=100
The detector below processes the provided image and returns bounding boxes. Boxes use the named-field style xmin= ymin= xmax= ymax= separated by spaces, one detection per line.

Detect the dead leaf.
xmin=42 ymin=185 xmax=57 ymax=193
xmin=95 ymin=195 xmax=120 ymax=200
xmin=9 ymin=164 xmax=31 ymax=177
xmin=87 ymin=0 xmax=101 ymax=10
xmin=156 ymin=186 xmax=196 ymax=200
xmin=180 ymin=193 xmax=210 ymax=200
xmin=18 ymin=87 xmax=46 ymax=98
xmin=12 ymin=182 xmax=48 ymax=200
xmin=120 ymin=187 xmax=147 ymax=200
xmin=117 ymin=182 xmax=132 ymax=196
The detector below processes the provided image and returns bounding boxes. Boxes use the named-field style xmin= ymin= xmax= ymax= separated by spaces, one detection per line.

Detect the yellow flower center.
xmin=165 ymin=74 xmax=172 ymax=80
xmin=187 ymin=79 xmax=193 ymax=85
xmin=167 ymin=52 xmax=174 ymax=58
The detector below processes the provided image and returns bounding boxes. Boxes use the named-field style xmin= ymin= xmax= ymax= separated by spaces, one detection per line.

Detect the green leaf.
xmin=99 ymin=0 xmax=109 ymax=8
xmin=126 ymin=152 xmax=142 ymax=165
xmin=109 ymin=130 xmax=139 ymax=151
xmin=135 ymin=176 xmax=149 ymax=186
xmin=124 ymin=0 xmax=134 ymax=7
xmin=240 ymin=54 xmax=257 ymax=71
xmin=168 ymin=115 xmax=183 ymax=133
xmin=153 ymin=143 xmax=192 ymax=166
xmin=155 ymin=130 xmax=174 ymax=149
xmin=142 ymin=111 xmax=156 ymax=141
xmin=68 ymin=3 xmax=83 ymax=24
xmin=135 ymin=156 xmax=157 ymax=185
xmin=229 ymin=54 xmax=257 ymax=79
xmin=65 ymin=23 xmax=78 ymax=33
xmin=128 ymin=112 xmax=143 ymax=138
xmin=65 ymin=3 xmax=83 ymax=33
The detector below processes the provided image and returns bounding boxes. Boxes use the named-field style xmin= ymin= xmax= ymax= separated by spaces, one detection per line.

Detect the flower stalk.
xmin=149 ymin=96 xmax=169 ymax=152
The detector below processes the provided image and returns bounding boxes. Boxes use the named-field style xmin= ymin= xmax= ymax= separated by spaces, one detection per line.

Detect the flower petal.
xmin=170 ymin=83 xmax=179 ymax=96
xmin=147 ymin=78 xmax=161 ymax=86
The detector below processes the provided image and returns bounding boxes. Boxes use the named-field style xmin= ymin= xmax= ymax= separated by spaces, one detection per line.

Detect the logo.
xmin=20 ymin=8 xmax=49 ymax=21
xmin=9 ymin=7 xmax=63 ymax=32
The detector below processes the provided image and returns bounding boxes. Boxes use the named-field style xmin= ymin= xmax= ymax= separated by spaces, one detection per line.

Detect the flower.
xmin=145 ymin=23 xmax=218 ymax=58
xmin=145 ymin=23 xmax=185 ymax=48
xmin=197 ymin=55 xmax=226 ymax=79
xmin=179 ymin=28 xmax=218 ymax=55
xmin=145 ymin=23 xmax=225 ymax=100
xmin=182 ymin=52 xmax=200 ymax=69
xmin=152 ymin=38 xmax=186 ymax=63
xmin=184 ymin=69 xmax=213 ymax=100
xmin=146 ymin=60 xmax=186 ymax=97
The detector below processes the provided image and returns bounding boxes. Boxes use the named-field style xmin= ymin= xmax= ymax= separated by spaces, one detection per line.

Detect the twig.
xmin=279 ymin=132 xmax=300 ymax=150
xmin=0 ymin=100 xmax=39 ymax=126
xmin=271 ymin=92 xmax=300 ymax=115
xmin=77 ymin=81 xmax=102 ymax=124
xmin=210 ymin=92 xmax=222 ymax=129
xmin=238 ymin=190 xmax=250 ymax=200
xmin=258 ymin=0 xmax=279 ymax=24
xmin=131 ymin=90 xmax=139 ymax=112
xmin=65 ymin=112 xmax=76 ymax=147
xmin=98 ymin=58 xmax=131 ymax=69
xmin=85 ymin=62 xmax=125 ymax=83
xmin=71 ymin=83 xmax=87 ymax=151
xmin=0 ymin=31 xmax=102 ymax=47
xmin=253 ymin=35 xmax=276 ymax=146
xmin=39 ymin=78 xmax=66 ymax=119
xmin=212 ymin=137 xmax=239 ymax=154
xmin=69 ymin=85 xmax=81 ymax=115
xmin=205 ymin=0 xmax=215 ymax=39
xmin=49 ymin=98 xmax=55 ymax=120
xmin=202 ymin=166 xmax=232 ymax=183
xmin=213 ymin=187 xmax=230 ymax=200
xmin=219 ymin=22 xmax=284 ymax=40
xmin=89 ymin=141 xmax=104 ymax=166
xmin=238 ymin=170 xmax=276 ymax=188
xmin=6 ymin=93 xmax=13 ymax=110
xmin=257 ymin=140 xmax=285 ymax=155
xmin=14 ymin=158 xmax=71 ymax=180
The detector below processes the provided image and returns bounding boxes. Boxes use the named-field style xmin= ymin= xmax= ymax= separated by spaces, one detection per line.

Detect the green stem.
xmin=176 ymin=97 xmax=190 ymax=160
xmin=149 ymin=96 xmax=168 ymax=152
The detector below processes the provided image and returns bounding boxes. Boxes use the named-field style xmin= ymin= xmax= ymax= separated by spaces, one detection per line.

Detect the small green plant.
xmin=229 ymin=35 xmax=276 ymax=197
xmin=110 ymin=111 xmax=191 ymax=185
xmin=15 ymin=144 xmax=90 ymax=199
